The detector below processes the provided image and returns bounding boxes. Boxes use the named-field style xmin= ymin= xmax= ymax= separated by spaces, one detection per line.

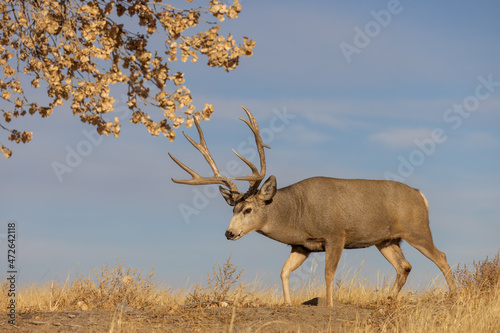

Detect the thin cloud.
xmin=461 ymin=131 xmax=500 ymax=149
xmin=370 ymin=127 xmax=434 ymax=150
xmin=281 ymin=123 xmax=332 ymax=144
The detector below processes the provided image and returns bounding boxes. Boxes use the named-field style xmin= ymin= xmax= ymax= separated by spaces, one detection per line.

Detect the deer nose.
xmin=225 ymin=230 xmax=234 ymax=240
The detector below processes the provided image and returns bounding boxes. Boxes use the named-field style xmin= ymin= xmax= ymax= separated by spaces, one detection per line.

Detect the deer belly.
xmin=343 ymin=224 xmax=394 ymax=249
xmin=301 ymin=238 xmax=326 ymax=252
xmin=343 ymin=240 xmax=378 ymax=249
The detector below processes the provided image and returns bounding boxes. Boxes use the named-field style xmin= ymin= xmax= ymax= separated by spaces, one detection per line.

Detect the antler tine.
xmin=183 ymin=117 xmax=221 ymax=177
xmin=232 ymin=149 xmax=259 ymax=177
xmin=169 ymin=117 xmax=240 ymax=196
xmin=168 ymin=153 xmax=202 ymax=184
xmin=232 ymin=106 xmax=271 ymax=194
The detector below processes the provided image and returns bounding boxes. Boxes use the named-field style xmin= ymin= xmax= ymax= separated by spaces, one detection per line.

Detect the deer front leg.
xmin=281 ymin=245 xmax=310 ymax=305
xmin=325 ymin=242 xmax=344 ymax=307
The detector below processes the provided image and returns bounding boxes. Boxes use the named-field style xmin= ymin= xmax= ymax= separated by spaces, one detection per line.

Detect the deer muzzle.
xmin=225 ymin=230 xmax=239 ymax=240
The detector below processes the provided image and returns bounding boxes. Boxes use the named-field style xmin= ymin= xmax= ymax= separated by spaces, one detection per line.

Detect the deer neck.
xmin=257 ymin=189 xmax=308 ymax=246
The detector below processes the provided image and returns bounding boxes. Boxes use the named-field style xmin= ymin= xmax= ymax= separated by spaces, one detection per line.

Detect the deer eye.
xmin=243 ymin=208 xmax=252 ymax=215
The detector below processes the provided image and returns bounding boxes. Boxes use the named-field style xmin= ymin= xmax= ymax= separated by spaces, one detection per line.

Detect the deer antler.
xmin=169 ymin=106 xmax=270 ymax=202
xmin=168 ymin=117 xmax=242 ymax=200
xmin=231 ymin=106 xmax=270 ymax=196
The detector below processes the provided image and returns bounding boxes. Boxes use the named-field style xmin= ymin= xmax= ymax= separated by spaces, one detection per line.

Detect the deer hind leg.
xmin=405 ymin=235 xmax=457 ymax=294
xmin=376 ymin=239 xmax=412 ymax=298
xmin=281 ymin=245 xmax=310 ymax=305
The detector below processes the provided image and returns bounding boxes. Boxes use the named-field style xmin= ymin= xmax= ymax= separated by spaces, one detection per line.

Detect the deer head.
xmin=169 ymin=106 xmax=276 ymax=240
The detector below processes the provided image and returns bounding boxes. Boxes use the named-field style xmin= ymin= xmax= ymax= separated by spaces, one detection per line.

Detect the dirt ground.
xmin=4 ymin=298 xmax=379 ymax=332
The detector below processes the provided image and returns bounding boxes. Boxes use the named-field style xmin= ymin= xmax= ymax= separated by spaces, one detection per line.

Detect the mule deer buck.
xmin=169 ymin=107 xmax=457 ymax=306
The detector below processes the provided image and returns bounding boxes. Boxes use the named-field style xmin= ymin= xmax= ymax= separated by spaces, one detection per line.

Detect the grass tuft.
xmin=455 ymin=251 xmax=500 ymax=294
xmin=185 ymin=254 xmax=251 ymax=307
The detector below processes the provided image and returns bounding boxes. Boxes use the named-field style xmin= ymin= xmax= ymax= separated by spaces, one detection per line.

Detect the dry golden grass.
xmin=365 ymin=251 xmax=500 ymax=333
xmin=5 ymin=259 xmax=172 ymax=313
xmin=1 ymin=251 xmax=499 ymax=332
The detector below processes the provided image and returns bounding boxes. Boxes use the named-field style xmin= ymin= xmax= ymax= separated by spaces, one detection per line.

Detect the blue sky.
xmin=2 ymin=0 xmax=499 ymax=292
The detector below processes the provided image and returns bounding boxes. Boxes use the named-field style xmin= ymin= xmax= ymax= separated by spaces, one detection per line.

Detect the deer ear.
xmin=219 ymin=186 xmax=237 ymax=206
xmin=257 ymin=175 xmax=277 ymax=202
